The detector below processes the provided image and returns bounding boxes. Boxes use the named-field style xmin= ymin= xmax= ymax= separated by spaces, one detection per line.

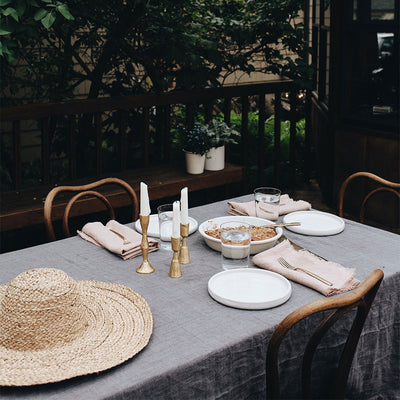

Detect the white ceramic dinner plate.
xmin=135 ymin=214 xmax=198 ymax=238
xmin=208 ymin=268 xmax=292 ymax=310
xmin=283 ymin=210 xmax=345 ymax=236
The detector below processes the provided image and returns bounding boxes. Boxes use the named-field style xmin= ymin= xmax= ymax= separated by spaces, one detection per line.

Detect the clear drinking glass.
xmin=220 ymin=221 xmax=252 ymax=270
xmin=157 ymin=204 xmax=174 ymax=250
xmin=254 ymin=187 xmax=281 ymax=220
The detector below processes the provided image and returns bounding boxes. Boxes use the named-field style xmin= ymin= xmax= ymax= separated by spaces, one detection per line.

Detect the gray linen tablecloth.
xmin=0 ymin=194 xmax=399 ymax=400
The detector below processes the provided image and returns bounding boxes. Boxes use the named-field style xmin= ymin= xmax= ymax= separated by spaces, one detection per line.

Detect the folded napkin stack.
xmin=252 ymin=240 xmax=360 ymax=296
xmin=228 ymin=194 xmax=311 ymax=220
xmin=78 ymin=220 xmax=159 ymax=260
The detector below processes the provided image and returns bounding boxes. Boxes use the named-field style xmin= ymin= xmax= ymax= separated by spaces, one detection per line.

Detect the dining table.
xmin=0 ymin=194 xmax=399 ymax=400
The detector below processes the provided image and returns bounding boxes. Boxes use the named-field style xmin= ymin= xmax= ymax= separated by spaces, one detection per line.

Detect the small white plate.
xmin=208 ymin=268 xmax=292 ymax=310
xmin=135 ymin=214 xmax=198 ymax=238
xmin=283 ymin=210 xmax=345 ymax=236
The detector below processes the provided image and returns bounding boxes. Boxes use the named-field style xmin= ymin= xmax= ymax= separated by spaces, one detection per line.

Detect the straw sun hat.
xmin=0 ymin=268 xmax=153 ymax=386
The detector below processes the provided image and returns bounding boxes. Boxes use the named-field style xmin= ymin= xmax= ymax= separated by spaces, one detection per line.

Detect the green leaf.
xmin=2 ymin=7 xmax=19 ymax=21
xmin=41 ymin=11 xmax=56 ymax=28
xmin=0 ymin=40 xmax=14 ymax=62
xmin=0 ymin=0 xmax=12 ymax=6
xmin=34 ymin=8 xmax=47 ymax=21
xmin=56 ymin=4 xmax=74 ymax=20
xmin=0 ymin=25 xmax=13 ymax=35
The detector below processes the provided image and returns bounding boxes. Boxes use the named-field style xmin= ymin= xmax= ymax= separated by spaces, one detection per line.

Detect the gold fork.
xmin=278 ymin=257 xmax=333 ymax=286
xmin=109 ymin=229 xmax=131 ymax=245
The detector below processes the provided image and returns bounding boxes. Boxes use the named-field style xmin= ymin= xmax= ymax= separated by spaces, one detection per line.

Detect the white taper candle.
xmin=172 ymin=201 xmax=180 ymax=238
xmin=140 ymin=182 xmax=150 ymax=216
xmin=180 ymin=187 xmax=188 ymax=225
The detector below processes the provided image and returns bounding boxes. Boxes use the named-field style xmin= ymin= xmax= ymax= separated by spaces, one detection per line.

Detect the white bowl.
xmin=198 ymin=216 xmax=282 ymax=255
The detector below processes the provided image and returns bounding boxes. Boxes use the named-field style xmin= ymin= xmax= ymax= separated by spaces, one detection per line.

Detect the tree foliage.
xmin=0 ymin=0 xmax=74 ymax=61
xmin=1 ymin=0 xmax=310 ymax=106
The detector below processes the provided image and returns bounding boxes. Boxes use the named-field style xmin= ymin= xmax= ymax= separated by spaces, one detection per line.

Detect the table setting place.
xmin=196 ymin=186 xmax=358 ymax=310
xmin=74 ymin=182 xmax=356 ymax=308
xmin=77 ymin=183 xmax=196 ymax=277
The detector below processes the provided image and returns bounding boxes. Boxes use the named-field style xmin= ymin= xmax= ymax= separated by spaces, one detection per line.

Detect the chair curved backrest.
xmin=44 ymin=177 xmax=139 ymax=241
xmin=338 ymin=172 xmax=400 ymax=223
xmin=266 ymin=269 xmax=384 ymax=399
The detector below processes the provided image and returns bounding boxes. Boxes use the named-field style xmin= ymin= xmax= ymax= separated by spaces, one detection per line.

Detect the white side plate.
xmin=282 ymin=210 xmax=345 ymax=236
xmin=135 ymin=214 xmax=198 ymax=238
xmin=208 ymin=268 xmax=292 ymax=310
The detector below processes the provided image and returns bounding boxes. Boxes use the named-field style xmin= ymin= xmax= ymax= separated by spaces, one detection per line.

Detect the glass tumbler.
xmin=157 ymin=204 xmax=174 ymax=250
xmin=220 ymin=221 xmax=252 ymax=270
xmin=254 ymin=187 xmax=281 ymax=220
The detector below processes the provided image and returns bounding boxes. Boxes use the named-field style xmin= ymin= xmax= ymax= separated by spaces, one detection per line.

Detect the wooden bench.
xmin=0 ymin=163 xmax=244 ymax=233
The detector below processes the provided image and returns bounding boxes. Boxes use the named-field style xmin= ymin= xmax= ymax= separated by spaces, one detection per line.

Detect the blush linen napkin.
xmin=252 ymin=239 xmax=360 ymax=296
xmin=228 ymin=194 xmax=311 ymax=220
xmin=78 ymin=220 xmax=159 ymax=260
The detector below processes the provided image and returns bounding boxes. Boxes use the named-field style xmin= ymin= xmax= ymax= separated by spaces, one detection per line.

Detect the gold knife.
xmin=278 ymin=235 xmax=328 ymax=261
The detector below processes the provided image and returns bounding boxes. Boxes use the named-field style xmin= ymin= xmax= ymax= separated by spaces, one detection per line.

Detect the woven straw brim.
xmin=0 ymin=280 xmax=153 ymax=386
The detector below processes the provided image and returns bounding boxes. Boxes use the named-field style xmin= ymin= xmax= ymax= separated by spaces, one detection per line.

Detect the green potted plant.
xmin=182 ymin=123 xmax=212 ymax=174
xmin=205 ymin=119 xmax=240 ymax=171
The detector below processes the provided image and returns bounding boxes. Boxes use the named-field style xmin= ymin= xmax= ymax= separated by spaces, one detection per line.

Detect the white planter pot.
xmin=205 ymin=145 xmax=225 ymax=171
xmin=184 ymin=151 xmax=205 ymax=174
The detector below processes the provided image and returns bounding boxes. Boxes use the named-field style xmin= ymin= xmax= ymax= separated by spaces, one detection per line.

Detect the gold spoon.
xmin=109 ymin=229 xmax=131 ymax=245
xmin=261 ymin=222 xmax=301 ymax=229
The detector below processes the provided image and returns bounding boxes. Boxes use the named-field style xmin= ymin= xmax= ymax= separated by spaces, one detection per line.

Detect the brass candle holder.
xmin=136 ymin=214 xmax=155 ymax=274
xmin=169 ymin=236 xmax=182 ymax=278
xmin=179 ymin=223 xmax=190 ymax=264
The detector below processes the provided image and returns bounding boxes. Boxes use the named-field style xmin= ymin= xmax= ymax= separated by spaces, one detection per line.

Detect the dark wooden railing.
xmin=0 ymin=78 xmax=301 ymax=233
xmin=1 ymin=79 xmax=299 ymax=188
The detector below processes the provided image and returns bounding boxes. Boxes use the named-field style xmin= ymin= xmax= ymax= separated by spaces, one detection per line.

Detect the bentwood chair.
xmin=44 ymin=177 xmax=139 ymax=241
xmin=266 ymin=269 xmax=384 ymax=399
xmin=338 ymin=172 xmax=400 ymax=224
